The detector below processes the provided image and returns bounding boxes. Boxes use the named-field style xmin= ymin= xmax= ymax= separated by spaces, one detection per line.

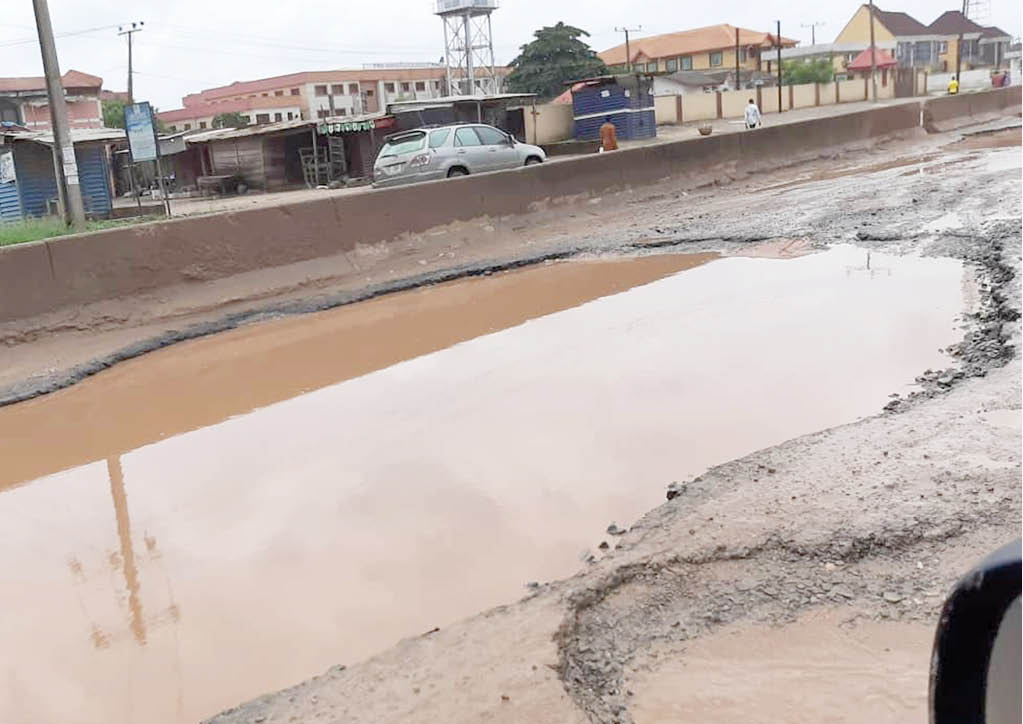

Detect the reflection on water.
xmin=0 ymin=247 xmax=965 ymax=724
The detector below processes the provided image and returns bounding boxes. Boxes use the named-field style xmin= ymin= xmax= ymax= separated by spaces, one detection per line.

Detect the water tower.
xmin=436 ymin=0 xmax=500 ymax=96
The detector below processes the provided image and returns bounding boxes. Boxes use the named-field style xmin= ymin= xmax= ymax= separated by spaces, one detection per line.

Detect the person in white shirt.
xmin=744 ymin=98 xmax=762 ymax=129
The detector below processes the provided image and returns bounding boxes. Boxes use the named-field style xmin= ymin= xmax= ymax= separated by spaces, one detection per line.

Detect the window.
xmin=287 ymin=112 xmax=294 ymax=120
xmin=242 ymin=116 xmax=251 ymax=123
xmin=741 ymin=47 xmax=748 ymax=62
xmin=275 ymin=90 xmax=284 ymax=96
xmin=184 ymin=123 xmax=191 ymax=130
xmin=314 ymin=85 xmax=328 ymax=96
xmin=331 ymin=84 xmax=344 ymax=95
xmin=384 ymin=82 xmax=396 ymax=93
xmin=710 ymin=51 xmax=723 ymax=66
xmin=681 ymin=55 xmax=693 ymax=70
xmin=380 ymin=132 xmax=426 ymax=155
xmin=199 ymin=121 xmax=207 ymax=129
xmin=317 ymin=109 xmax=330 ymax=118
xmin=348 ymin=83 xmax=358 ymax=94
xmin=255 ymin=113 xmax=270 ymax=124
xmin=939 ymin=41 xmax=948 ymax=53
xmin=646 ymin=61 xmax=658 ymax=72
xmin=454 ymin=127 xmax=482 ymax=146
xmin=433 ymin=80 xmax=440 ymax=88
xmin=366 ymin=88 xmax=374 ymax=96
xmin=261 ymin=92 xmax=268 ymax=97
xmin=666 ymin=58 xmax=678 ymax=72
xmin=290 ymin=88 xmax=300 ymax=95
xmin=474 ymin=126 xmax=507 ymax=145
xmin=428 ymin=128 xmax=451 ymax=148
xmin=169 ymin=125 xmax=177 ymax=132
xmin=415 ymin=81 xmax=426 ymax=91
xmin=401 ymin=82 xmax=411 ymax=92
xmin=274 ymin=112 xmax=282 ymax=121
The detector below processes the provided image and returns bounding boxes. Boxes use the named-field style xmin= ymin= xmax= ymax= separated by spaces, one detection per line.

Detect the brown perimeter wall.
xmin=1 ymin=89 xmax=1018 ymax=323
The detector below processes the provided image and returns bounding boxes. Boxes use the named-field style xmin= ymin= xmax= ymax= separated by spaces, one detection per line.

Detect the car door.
xmin=473 ymin=125 xmax=519 ymax=171
xmin=453 ymin=127 xmax=488 ymax=173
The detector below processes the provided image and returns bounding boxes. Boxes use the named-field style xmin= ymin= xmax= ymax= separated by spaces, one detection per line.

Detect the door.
xmin=472 ymin=125 xmax=519 ymax=171
xmin=452 ymin=127 xmax=488 ymax=172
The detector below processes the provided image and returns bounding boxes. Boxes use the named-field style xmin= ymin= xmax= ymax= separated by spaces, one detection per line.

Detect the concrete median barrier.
xmin=0 ymin=95 xmax=1005 ymax=323
xmin=923 ymin=86 xmax=1022 ymax=132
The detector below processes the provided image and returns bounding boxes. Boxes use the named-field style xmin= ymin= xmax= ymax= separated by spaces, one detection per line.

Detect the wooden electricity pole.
xmin=118 ymin=22 xmax=144 ymax=104
xmin=868 ymin=0 xmax=878 ymax=101
xmin=776 ymin=21 xmax=783 ymax=112
xmin=735 ymin=27 xmax=741 ymax=90
xmin=32 ymin=0 xmax=85 ymax=229
xmin=615 ymin=26 xmax=642 ymax=72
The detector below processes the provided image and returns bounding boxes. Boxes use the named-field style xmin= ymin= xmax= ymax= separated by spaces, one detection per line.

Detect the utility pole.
xmin=955 ymin=0 xmax=967 ymax=82
xmin=735 ymin=27 xmax=741 ymax=90
xmin=800 ymin=21 xmax=826 ymax=46
xmin=118 ymin=21 xmax=144 ymax=104
xmin=32 ymin=0 xmax=86 ymax=229
xmin=868 ymin=0 xmax=878 ymax=101
xmin=776 ymin=21 xmax=783 ymax=112
xmin=614 ymin=26 xmax=642 ymax=72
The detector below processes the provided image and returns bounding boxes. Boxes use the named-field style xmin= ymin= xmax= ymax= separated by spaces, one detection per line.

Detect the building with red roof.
xmin=0 ymin=70 xmax=104 ymax=130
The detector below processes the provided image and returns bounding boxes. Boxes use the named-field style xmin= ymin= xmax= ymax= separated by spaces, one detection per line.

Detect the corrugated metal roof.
xmin=183 ymin=118 xmax=317 ymax=144
xmin=0 ymin=127 xmax=125 ymax=146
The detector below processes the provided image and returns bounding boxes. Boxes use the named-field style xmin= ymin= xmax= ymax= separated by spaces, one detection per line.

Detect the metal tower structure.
xmin=963 ymin=0 xmax=991 ymax=24
xmin=436 ymin=0 xmax=499 ymax=96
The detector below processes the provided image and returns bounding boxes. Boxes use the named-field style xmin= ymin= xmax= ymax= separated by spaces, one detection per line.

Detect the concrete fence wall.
xmin=655 ymin=71 xmax=907 ymax=126
xmin=2 ymin=89 xmax=1016 ymax=323
xmin=792 ymin=83 xmax=817 ymax=109
xmin=838 ymin=78 xmax=867 ymax=103
xmin=683 ymin=92 xmax=719 ymax=122
xmin=720 ymin=90 xmax=749 ymax=119
xmin=523 ymin=103 xmax=575 ymax=146
xmin=654 ymin=95 xmax=678 ymax=125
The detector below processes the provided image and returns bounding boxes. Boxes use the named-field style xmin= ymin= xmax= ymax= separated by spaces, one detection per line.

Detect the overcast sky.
xmin=2 ymin=1 xmax=1019 ymax=110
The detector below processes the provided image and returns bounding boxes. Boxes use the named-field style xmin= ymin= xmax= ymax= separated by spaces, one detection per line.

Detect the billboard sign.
xmin=124 ymin=102 xmax=159 ymax=162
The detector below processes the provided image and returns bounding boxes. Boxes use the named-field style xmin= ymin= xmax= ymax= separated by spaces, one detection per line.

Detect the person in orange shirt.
xmin=599 ymin=117 xmax=618 ymax=152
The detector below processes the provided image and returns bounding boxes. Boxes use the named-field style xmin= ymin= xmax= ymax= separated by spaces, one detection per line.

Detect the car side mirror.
xmin=506 ymin=135 xmax=515 ymax=146
xmin=930 ymin=539 xmax=1021 ymax=724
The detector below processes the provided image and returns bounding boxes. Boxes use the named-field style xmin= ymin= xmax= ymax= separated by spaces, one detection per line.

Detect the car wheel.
xmin=447 ymin=167 xmax=469 ymax=178
xmin=525 ymin=157 xmax=543 ymax=166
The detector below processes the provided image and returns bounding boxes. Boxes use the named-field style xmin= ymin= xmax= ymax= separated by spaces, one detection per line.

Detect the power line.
xmin=0 ymin=22 xmax=120 ymax=48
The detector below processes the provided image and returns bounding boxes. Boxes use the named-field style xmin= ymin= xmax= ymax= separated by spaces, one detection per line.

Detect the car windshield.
xmin=380 ymin=132 xmax=426 ymax=157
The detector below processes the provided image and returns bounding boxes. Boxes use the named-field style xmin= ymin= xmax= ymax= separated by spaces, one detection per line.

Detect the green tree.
xmin=782 ymin=58 xmax=834 ymax=85
xmin=507 ymin=22 xmax=608 ymax=100
xmin=213 ymin=112 xmax=249 ymax=129
xmin=101 ymin=99 xmax=126 ymax=128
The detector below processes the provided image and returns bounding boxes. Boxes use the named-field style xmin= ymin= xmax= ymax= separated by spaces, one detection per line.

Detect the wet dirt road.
xmin=0 ymin=247 xmax=968 ymax=723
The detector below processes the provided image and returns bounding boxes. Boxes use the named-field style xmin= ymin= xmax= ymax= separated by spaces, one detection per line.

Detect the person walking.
xmin=947 ymin=76 xmax=959 ymax=95
xmin=744 ymin=98 xmax=762 ymax=129
xmin=599 ymin=116 xmax=618 ymax=152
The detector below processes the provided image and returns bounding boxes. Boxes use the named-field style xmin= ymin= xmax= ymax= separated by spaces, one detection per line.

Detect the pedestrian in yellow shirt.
xmin=947 ymin=77 xmax=959 ymax=95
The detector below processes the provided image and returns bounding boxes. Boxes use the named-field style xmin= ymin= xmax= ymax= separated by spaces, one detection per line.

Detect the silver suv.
xmin=372 ymin=124 xmax=546 ymax=188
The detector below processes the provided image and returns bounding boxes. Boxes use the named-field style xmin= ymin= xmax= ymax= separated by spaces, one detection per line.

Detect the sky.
xmin=1 ymin=0 xmax=1019 ymax=110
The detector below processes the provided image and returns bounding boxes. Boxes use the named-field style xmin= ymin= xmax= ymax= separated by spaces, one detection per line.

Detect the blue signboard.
xmin=125 ymin=102 xmax=159 ymax=162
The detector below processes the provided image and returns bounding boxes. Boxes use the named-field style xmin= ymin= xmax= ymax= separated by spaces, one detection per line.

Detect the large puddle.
xmin=0 ymin=246 xmax=966 ymax=723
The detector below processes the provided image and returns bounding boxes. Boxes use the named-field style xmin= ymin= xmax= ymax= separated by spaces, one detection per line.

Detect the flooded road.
xmin=0 ymin=246 xmax=967 ymax=724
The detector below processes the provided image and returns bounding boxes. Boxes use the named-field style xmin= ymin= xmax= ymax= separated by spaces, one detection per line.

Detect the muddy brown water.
xmin=0 ymin=247 xmax=966 ymax=724
xmin=629 ymin=609 xmax=933 ymax=724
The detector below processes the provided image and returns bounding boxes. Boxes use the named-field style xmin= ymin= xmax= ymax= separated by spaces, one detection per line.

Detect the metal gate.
xmin=894 ymin=68 xmax=916 ymax=98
